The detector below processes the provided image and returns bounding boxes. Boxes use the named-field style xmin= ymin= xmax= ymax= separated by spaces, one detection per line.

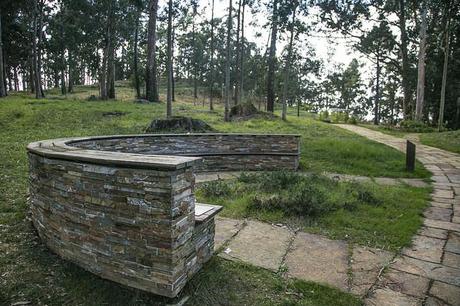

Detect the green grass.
xmin=196 ymin=173 xmax=431 ymax=251
xmin=0 ymin=84 xmax=431 ymax=304
xmin=360 ymin=123 xmax=460 ymax=154
xmin=420 ymin=130 xmax=460 ymax=154
xmin=0 ymin=222 xmax=361 ymax=305
xmin=358 ymin=123 xmax=411 ymax=138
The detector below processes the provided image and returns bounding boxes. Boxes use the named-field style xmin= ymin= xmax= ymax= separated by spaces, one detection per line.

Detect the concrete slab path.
xmin=336 ymin=124 xmax=460 ymax=305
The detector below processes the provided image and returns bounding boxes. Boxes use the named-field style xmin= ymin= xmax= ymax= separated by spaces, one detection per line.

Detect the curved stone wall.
xmin=27 ymin=133 xmax=300 ymax=297
xmin=68 ymin=133 xmax=301 ymax=171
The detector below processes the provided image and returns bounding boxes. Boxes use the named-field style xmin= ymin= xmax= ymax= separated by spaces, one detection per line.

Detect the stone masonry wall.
xmin=69 ymin=134 xmax=300 ymax=171
xmin=28 ymin=152 xmax=198 ymax=297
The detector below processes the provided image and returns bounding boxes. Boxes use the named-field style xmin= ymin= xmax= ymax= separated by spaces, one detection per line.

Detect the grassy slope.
xmin=197 ymin=179 xmax=430 ymax=251
xmin=360 ymin=123 xmax=460 ymax=154
xmin=0 ymin=220 xmax=360 ymax=305
xmin=420 ymin=130 xmax=460 ymax=154
xmin=0 ymin=84 xmax=431 ymax=304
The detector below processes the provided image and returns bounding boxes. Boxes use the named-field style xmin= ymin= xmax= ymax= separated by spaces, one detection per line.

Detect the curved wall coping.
xmin=27 ymin=133 xmax=301 ymax=170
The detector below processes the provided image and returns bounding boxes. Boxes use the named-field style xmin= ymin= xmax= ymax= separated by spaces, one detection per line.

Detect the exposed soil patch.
xmin=145 ymin=116 xmax=215 ymax=133
xmin=102 ymin=111 xmax=129 ymax=117
xmin=229 ymin=103 xmax=277 ymax=121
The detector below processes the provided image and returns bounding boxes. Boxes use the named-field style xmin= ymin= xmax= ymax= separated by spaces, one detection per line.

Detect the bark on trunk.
xmin=415 ymin=2 xmax=427 ymax=121
xmin=107 ymin=1 xmax=116 ymax=99
xmin=374 ymin=53 xmax=381 ymax=125
xmin=134 ymin=9 xmax=140 ymax=98
xmin=192 ymin=5 xmax=197 ymax=102
xmin=68 ymin=51 xmax=73 ymax=93
xmin=239 ymin=1 xmax=245 ymax=102
xmin=267 ymin=0 xmax=278 ymax=113
xmin=234 ymin=0 xmax=242 ymax=105
xmin=209 ymin=0 xmax=215 ymax=110
xmin=438 ymin=1 xmax=452 ymax=130
xmin=0 ymin=11 xmax=6 ymax=97
xmin=146 ymin=0 xmax=159 ymax=102
xmin=281 ymin=5 xmax=296 ymax=121
xmin=166 ymin=0 xmax=173 ymax=118
xmin=224 ymin=0 xmax=233 ymax=121
xmin=399 ymin=0 xmax=411 ymax=119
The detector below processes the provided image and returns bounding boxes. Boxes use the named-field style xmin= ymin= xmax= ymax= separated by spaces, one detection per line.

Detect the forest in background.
xmin=0 ymin=0 xmax=459 ymax=128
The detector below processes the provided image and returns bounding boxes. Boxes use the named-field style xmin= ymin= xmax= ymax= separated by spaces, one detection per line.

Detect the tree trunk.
xmin=107 ymin=1 xmax=116 ymax=99
xmin=209 ymin=0 xmax=215 ymax=110
xmin=438 ymin=1 xmax=452 ymax=130
xmin=146 ymin=0 xmax=159 ymax=102
xmin=13 ymin=66 xmax=19 ymax=91
xmin=234 ymin=0 xmax=242 ymax=105
xmin=68 ymin=51 xmax=73 ymax=93
xmin=172 ymin=25 xmax=175 ymax=102
xmin=267 ymin=0 xmax=278 ymax=113
xmin=399 ymin=0 xmax=411 ymax=119
xmin=134 ymin=9 xmax=141 ymax=98
xmin=29 ymin=55 xmax=35 ymax=93
xmin=281 ymin=5 xmax=296 ymax=121
xmin=415 ymin=2 xmax=427 ymax=121
xmin=166 ymin=0 xmax=173 ymax=118
xmin=192 ymin=4 xmax=198 ymax=102
xmin=239 ymin=1 xmax=245 ymax=102
xmin=0 ymin=11 xmax=5 ymax=97
xmin=33 ymin=0 xmax=44 ymax=99
xmin=374 ymin=54 xmax=381 ymax=125
xmin=224 ymin=0 xmax=233 ymax=121
xmin=37 ymin=0 xmax=45 ymax=97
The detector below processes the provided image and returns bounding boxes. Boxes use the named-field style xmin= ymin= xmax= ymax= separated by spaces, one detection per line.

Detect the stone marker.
xmin=406 ymin=140 xmax=416 ymax=172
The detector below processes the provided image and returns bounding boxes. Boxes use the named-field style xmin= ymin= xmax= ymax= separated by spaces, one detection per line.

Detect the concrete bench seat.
xmin=26 ymin=133 xmax=300 ymax=297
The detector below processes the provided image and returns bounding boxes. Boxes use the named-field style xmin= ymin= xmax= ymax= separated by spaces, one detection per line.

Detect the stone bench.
xmin=26 ymin=133 xmax=300 ymax=297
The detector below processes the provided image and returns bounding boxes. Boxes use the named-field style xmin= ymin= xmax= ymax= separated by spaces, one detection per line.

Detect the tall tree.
xmin=0 ymin=9 xmax=6 ymax=97
xmin=146 ymin=0 xmax=159 ymax=102
xmin=266 ymin=0 xmax=278 ymax=113
xmin=234 ymin=0 xmax=242 ymax=105
xmin=398 ymin=0 xmax=411 ymax=119
xmin=133 ymin=5 xmax=141 ymax=98
xmin=415 ymin=1 xmax=427 ymax=120
xmin=208 ymin=0 xmax=215 ymax=110
xmin=438 ymin=0 xmax=453 ymax=129
xmin=166 ymin=0 xmax=173 ymax=117
xmin=224 ymin=0 xmax=233 ymax=121
xmin=281 ymin=1 xmax=297 ymax=121
xmin=33 ymin=0 xmax=45 ymax=98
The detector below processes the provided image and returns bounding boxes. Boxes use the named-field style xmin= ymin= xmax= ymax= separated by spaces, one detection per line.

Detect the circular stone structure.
xmin=27 ymin=133 xmax=300 ymax=297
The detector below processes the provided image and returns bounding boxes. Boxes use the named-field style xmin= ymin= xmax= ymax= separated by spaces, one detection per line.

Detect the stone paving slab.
xmin=214 ymin=217 xmax=245 ymax=250
xmin=423 ymin=207 xmax=452 ymax=222
xmin=377 ymin=268 xmax=430 ymax=298
xmin=392 ymin=256 xmax=460 ymax=286
xmin=429 ymin=281 xmax=460 ymax=305
xmin=219 ymin=220 xmax=293 ymax=271
xmin=443 ymin=251 xmax=460 ymax=268
xmin=402 ymin=235 xmax=445 ymax=263
xmin=365 ymin=288 xmax=422 ymax=306
xmin=445 ymin=232 xmax=460 ymax=254
xmin=417 ymin=227 xmax=448 ymax=240
xmin=284 ymin=232 xmax=349 ymax=291
xmin=350 ymin=246 xmax=393 ymax=296
xmin=424 ymin=219 xmax=460 ymax=232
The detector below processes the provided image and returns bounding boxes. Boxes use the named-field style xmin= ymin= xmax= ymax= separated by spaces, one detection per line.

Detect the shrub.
xmin=242 ymin=172 xmax=382 ymax=218
xmin=318 ymin=111 xmax=330 ymax=122
xmin=399 ymin=120 xmax=434 ymax=133
xmin=199 ymin=180 xmax=232 ymax=198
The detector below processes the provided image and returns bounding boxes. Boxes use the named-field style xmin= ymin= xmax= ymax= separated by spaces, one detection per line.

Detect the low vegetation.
xmin=0 ymin=86 xmax=431 ymax=304
xmin=197 ymin=171 xmax=431 ymax=251
xmin=420 ymin=130 xmax=460 ymax=154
